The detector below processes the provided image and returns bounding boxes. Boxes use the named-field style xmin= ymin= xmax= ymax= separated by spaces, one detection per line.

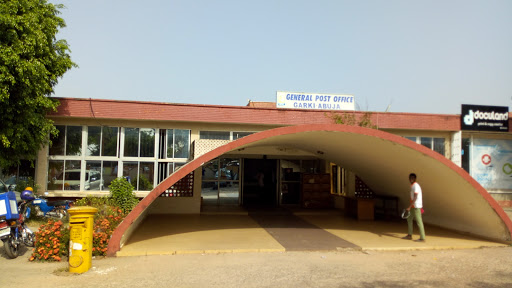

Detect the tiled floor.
xmin=117 ymin=208 xmax=509 ymax=257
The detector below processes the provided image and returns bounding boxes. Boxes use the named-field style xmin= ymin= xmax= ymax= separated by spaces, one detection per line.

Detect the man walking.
xmin=402 ymin=173 xmax=426 ymax=242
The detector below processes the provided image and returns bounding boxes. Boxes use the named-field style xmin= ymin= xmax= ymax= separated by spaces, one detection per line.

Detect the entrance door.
xmin=243 ymin=159 xmax=277 ymax=207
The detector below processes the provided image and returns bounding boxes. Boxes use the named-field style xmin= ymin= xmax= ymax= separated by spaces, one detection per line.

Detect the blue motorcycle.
xmin=0 ymin=190 xmax=35 ymax=259
xmin=32 ymin=192 xmax=73 ymax=219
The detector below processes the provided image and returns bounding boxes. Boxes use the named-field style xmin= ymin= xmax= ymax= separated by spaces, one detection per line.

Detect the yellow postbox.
xmin=68 ymin=206 xmax=97 ymax=274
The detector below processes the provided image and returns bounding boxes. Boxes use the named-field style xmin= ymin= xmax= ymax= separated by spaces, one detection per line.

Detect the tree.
xmin=0 ymin=0 xmax=76 ymax=168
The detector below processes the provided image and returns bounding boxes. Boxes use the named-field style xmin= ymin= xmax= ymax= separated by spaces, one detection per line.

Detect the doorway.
xmin=243 ymin=159 xmax=277 ymax=207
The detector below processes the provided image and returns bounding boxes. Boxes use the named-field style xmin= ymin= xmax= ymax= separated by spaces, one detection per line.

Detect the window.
xmin=405 ymin=136 xmax=446 ymax=156
xmin=122 ymin=161 xmax=154 ymax=191
xmin=124 ymin=128 xmax=139 ymax=157
xmin=420 ymin=137 xmax=433 ymax=149
xmin=66 ymin=126 xmax=82 ymax=156
xmin=167 ymin=129 xmax=190 ymax=159
xmin=233 ymin=132 xmax=254 ymax=140
xmin=201 ymin=158 xmax=240 ymax=206
xmin=47 ymin=160 xmax=81 ymax=190
xmin=433 ymin=138 xmax=445 ymax=156
xmin=124 ymin=128 xmax=155 ymax=157
xmin=85 ymin=160 xmax=118 ymax=191
xmin=87 ymin=127 xmax=101 ymax=156
xmin=102 ymin=127 xmax=119 ymax=156
xmin=199 ymin=131 xmax=255 ymax=141
xmin=87 ymin=126 xmax=119 ymax=157
xmin=199 ymin=131 xmax=230 ymax=140
xmin=49 ymin=125 xmax=82 ymax=156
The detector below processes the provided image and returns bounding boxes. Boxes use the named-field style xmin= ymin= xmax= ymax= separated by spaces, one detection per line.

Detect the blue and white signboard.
xmin=471 ymin=138 xmax=512 ymax=190
xmin=276 ymin=91 xmax=355 ymax=111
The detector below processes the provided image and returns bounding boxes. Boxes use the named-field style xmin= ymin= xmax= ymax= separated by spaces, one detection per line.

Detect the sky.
xmin=51 ymin=0 xmax=512 ymax=114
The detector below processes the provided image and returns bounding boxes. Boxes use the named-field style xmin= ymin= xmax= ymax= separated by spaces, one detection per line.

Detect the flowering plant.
xmin=29 ymin=220 xmax=69 ymax=262
xmin=92 ymin=206 xmax=125 ymax=256
xmin=30 ymin=199 xmax=127 ymax=261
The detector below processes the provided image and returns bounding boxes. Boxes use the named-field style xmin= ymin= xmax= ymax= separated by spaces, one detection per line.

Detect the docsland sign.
xmin=461 ymin=104 xmax=509 ymax=132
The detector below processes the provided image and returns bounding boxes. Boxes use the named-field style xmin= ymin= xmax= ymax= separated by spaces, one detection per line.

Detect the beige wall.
xmin=147 ymin=168 xmax=202 ymax=214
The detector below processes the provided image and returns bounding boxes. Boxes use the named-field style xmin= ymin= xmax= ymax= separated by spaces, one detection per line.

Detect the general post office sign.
xmin=461 ymin=104 xmax=509 ymax=132
xmin=276 ymin=91 xmax=355 ymax=111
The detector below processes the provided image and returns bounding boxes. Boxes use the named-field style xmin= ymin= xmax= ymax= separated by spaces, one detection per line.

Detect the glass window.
xmin=139 ymin=162 xmax=154 ymax=191
xmin=124 ymin=128 xmax=139 ymax=157
xmin=123 ymin=161 xmax=138 ymax=189
xmin=102 ymin=127 xmax=118 ymax=156
xmin=48 ymin=160 xmax=64 ymax=190
xmin=202 ymin=160 xmax=219 ymax=180
xmin=174 ymin=129 xmax=190 ymax=158
xmin=433 ymin=138 xmax=445 ymax=156
xmin=63 ymin=160 xmax=81 ymax=190
xmin=102 ymin=161 xmax=118 ymax=191
xmin=405 ymin=136 xmax=417 ymax=143
xmin=420 ymin=137 xmax=432 ymax=149
xmin=87 ymin=126 xmax=101 ymax=156
xmin=221 ymin=158 xmax=240 ymax=181
xmin=66 ymin=126 xmax=82 ymax=156
xmin=199 ymin=131 xmax=230 ymax=140
xmin=86 ymin=161 xmax=102 ymax=190
xmin=202 ymin=158 xmax=240 ymax=206
xmin=167 ymin=129 xmax=190 ymax=159
xmin=462 ymin=138 xmax=470 ymax=173
xmin=49 ymin=126 xmax=66 ymax=155
xmin=140 ymin=128 xmax=155 ymax=157
xmin=48 ymin=160 xmax=81 ymax=191
xmin=233 ymin=132 xmax=253 ymax=140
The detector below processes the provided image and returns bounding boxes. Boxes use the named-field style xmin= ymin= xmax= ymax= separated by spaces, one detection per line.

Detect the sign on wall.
xmin=276 ymin=91 xmax=355 ymax=111
xmin=461 ymin=104 xmax=509 ymax=132
xmin=471 ymin=138 xmax=512 ymax=190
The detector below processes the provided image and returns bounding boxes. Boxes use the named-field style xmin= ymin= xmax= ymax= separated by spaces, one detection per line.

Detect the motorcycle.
xmin=31 ymin=192 xmax=73 ymax=219
xmin=0 ymin=195 xmax=35 ymax=259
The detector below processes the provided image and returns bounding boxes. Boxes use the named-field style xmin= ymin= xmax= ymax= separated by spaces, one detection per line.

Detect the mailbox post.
xmin=68 ymin=206 xmax=97 ymax=274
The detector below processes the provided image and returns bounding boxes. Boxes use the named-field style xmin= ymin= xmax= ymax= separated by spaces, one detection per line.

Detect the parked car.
xmin=53 ymin=169 xmax=103 ymax=190
xmin=0 ymin=179 xmax=21 ymax=202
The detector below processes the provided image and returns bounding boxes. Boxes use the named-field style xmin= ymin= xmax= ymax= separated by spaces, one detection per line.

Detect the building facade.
xmin=5 ymin=97 xmax=503 ymax=212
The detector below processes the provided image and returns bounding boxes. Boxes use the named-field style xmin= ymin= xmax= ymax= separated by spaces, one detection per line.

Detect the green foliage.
xmin=328 ymin=111 xmax=378 ymax=129
xmin=0 ymin=0 xmax=76 ymax=168
xmin=75 ymin=195 xmax=116 ymax=208
xmin=109 ymin=177 xmax=139 ymax=213
xmin=14 ymin=176 xmax=39 ymax=194
xmin=138 ymin=174 xmax=153 ymax=191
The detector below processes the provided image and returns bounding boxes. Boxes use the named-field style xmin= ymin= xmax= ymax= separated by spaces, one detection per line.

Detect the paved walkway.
xmin=117 ymin=208 xmax=508 ymax=256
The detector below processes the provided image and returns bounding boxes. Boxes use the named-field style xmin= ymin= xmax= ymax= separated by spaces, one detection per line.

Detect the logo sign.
xmin=276 ymin=91 xmax=355 ymax=111
xmin=461 ymin=104 xmax=509 ymax=132
xmin=481 ymin=154 xmax=491 ymax=165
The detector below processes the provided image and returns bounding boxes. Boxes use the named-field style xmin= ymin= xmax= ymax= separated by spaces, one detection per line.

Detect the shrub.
xmin=14 ymin=177 xmax=40 ymax=195
xmin=109 ymin=177 xmax=139 ymax=214
xmin=92 ymin=207 xmax=125 ymax=256
xmin=74 ymin=195 xmax=127 ymax=256
xmin=30 ymin=220 xmax=69 ymax=262
xmin=30 ymin=203 xmax=127 ymax=261
xmin=138 ymin=174 xmax=153 ymax=191
xmin=75 ymin=195 xmax=116 ymax=207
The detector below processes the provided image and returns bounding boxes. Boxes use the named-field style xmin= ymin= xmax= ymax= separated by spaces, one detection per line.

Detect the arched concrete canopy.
xmin=107 ymin=124 xmax=512 ymax=256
